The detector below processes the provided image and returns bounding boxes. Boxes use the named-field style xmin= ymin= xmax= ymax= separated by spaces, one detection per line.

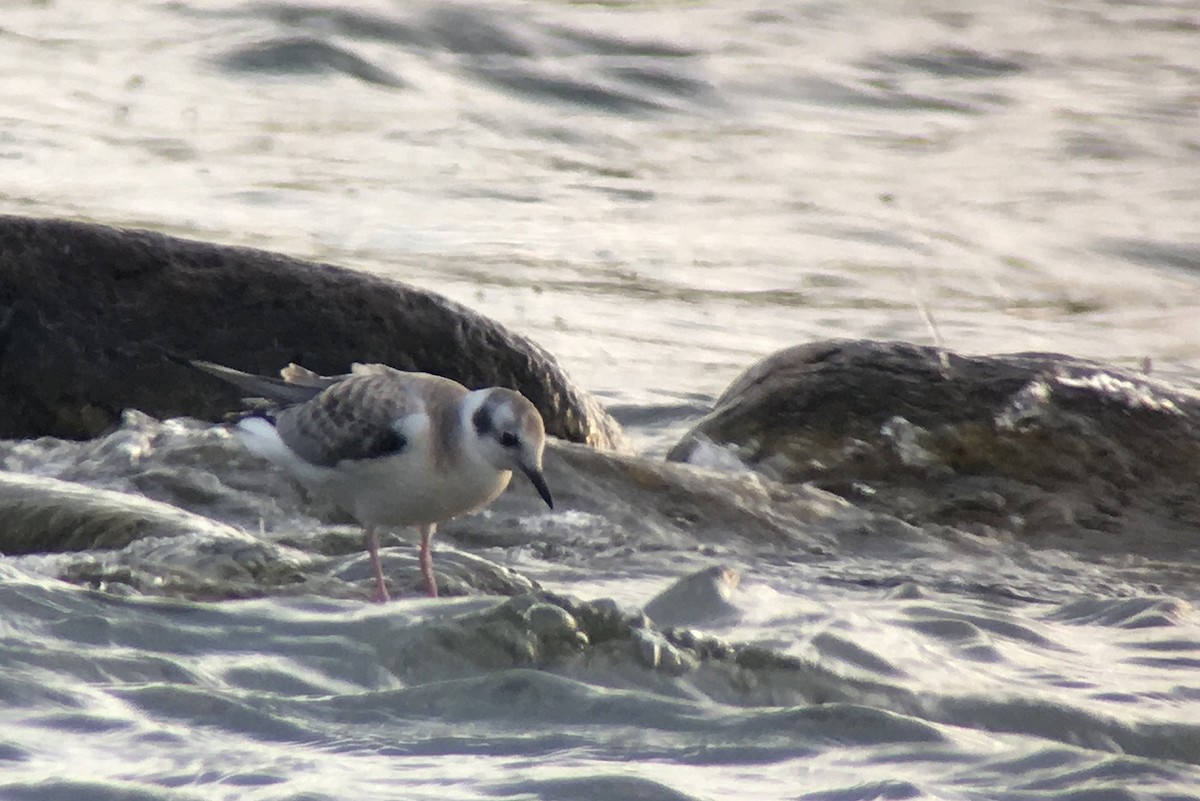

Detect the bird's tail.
xmin=178 ymin=356 xmax=329 ymax=406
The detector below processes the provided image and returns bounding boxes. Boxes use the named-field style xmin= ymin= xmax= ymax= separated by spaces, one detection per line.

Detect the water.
xmin=3 ymin=1 xmax=1200 ymax=799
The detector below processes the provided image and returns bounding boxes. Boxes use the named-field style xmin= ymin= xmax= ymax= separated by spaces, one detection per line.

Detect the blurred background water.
xmin=2 ymin=1 xmax=1199 ymax=799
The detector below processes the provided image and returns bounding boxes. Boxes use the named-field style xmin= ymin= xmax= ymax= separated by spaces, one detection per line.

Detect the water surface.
xmin=2 ymin=1 xmax=1199 ymax=799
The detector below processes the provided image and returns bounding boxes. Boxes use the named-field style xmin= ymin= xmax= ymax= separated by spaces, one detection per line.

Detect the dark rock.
xmin=668 ymin=339 xmax=1200 ymax=550
xmin=0 ymin=215 xmax=626 ymax=449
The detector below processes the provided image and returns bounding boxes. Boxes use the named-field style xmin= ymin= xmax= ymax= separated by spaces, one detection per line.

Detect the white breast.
xmin=327 ymin=447 xmax=513 ymax=526
xmin=235 ymin=415 xmax=513 ymax=527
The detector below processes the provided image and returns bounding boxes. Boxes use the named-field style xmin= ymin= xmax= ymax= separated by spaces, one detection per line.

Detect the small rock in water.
xmin=631 ymin=628 xmax=695 ymax=675
xmin=632 ymin=628 xmax=662 ymax=669
xmin=575 ymin=596 xmax=632 ymax=644
xmin=643 ymin=565 xmax=742 ymax=628
xmin=523 ymin=603 xmax=578 ymax=640
xmin=681 ymin=436 xmax=752 ymax=473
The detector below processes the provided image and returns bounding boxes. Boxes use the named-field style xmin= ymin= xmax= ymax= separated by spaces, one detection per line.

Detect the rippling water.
xmin=3 ymin=1 xmax=1200 ymax=799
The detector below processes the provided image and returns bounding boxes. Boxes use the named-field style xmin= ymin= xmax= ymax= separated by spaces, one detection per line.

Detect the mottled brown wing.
xmin=273 ymin=370 xmax=468 ymax=466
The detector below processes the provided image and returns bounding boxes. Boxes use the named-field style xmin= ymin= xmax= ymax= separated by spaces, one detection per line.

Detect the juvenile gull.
xmin=190 ymin=359 xmax=554 ymax=601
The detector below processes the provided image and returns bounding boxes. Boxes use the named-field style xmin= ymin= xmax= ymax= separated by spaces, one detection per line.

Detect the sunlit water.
xmin=2 ymin=1 xmax=1199 ymax=799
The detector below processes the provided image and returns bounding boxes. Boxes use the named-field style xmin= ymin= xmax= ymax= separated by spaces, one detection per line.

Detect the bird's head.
xmin=468 ymin=388 xmax=553 ymax=509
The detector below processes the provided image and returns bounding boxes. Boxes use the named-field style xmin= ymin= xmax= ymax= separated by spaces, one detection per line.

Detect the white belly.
xmin=322 ymin=451 xmax=513 ymax=526
xmin=234 ymin=416 xmax=512 ymax=527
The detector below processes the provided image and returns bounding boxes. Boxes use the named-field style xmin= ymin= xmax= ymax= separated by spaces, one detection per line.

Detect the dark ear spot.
xmin=472 ymin=404 xmax=492 ymax=436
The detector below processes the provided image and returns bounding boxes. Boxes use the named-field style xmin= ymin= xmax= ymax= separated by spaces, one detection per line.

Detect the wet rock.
xmin=0 ymin=471 xmax=246 ymax=554
xmin=326 ymin=542 xmax=539 ymax=599
xmin=0 ymin=215 xmax=626 ymax=450
xmin=0 ymin=472 xmax=324 ymax=600
xmin=573 ymin=596 xmax=634 ymax=644
xmin=55 ymin=535 xmax=313 ymax=602
xmin=631 ymin=628 xmax=695 ymax=674
xmin=734 ymin=645 xmax=805 ymax=672
xmin=631 ymin=627 xmax=664 ymax=668
xmin=0 ymin=411 xmax=874 ymax=602
xmin=482 ymin=437 xmax=860 ymax=558
xmin=523 ymin=602 xmax=581 ymax=642
xmin=366 ymin=591 xmax=899 ymax=708
xmin=642 ymin=565 xmax=742 ymax=628
xmin=668 ymin=340 xmax=1200 ymax=551
xmin=0 ymin=469 xmax=546 ymax=601
xmin=381 ymin=591 xmax=728 ymax=678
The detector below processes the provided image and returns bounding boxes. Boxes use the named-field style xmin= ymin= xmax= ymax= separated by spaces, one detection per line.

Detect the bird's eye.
xmin=499 ymin=432 xmax=519 ymax=448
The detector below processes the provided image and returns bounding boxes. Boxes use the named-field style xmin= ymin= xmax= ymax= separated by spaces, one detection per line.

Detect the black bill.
xmin=521 ymin=464 xmax=554 ymax=509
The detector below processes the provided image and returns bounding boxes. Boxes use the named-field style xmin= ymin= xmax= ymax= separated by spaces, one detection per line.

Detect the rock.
xmin=642 ymin=565 xmax=741 ymax=628
xmin=0 ymin=470 xmax=324 ymax=600
xmin=0 ymin=215 xmax=626 ymax=449
xmin=0 ymin=471 xmax=246 ymax=554
xmin=667 ymin=339 xmax=1200 ymax=550
xmin=523 ymin=602 xmax=579 ymax=640
xmin=631 ymin=627 xmax=663 ymax=668
xmin=0 ymin=468 xmax=543 ymax=601
xmin=0 ymin=409 xmax=874 ymax=600
xmin=366 ymin=591 xmax=877 ymax=707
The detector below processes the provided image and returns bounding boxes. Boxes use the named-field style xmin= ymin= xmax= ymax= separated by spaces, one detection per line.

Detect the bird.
xmin=186 ymin=358 xmax=554 ymax=601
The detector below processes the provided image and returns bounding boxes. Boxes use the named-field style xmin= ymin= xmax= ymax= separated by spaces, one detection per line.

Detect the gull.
xmin=188 ymin=358 xmax=554 ymax=602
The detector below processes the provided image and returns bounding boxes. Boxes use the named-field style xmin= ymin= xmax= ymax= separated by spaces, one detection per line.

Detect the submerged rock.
xmin=0 ymin=467 xmax=540 ymax=601
xmin=0 ymin=470 xmax=317 ymax=599
xmin=0 ymin=214 xmax=626 ymax=450
xmin=371 ymin=591 xmax=908 ymax=709
xmin=0 ymin=471 xmax=246 ymax=554
xmin=668 ymin=340 xmax=1200 ymax=551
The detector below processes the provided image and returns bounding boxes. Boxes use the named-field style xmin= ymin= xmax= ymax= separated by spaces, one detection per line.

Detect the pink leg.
xmin=363 ymin=526 xmax=390 ymax=603
xmin=419 ymin=523 xmax=438 ymax=598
